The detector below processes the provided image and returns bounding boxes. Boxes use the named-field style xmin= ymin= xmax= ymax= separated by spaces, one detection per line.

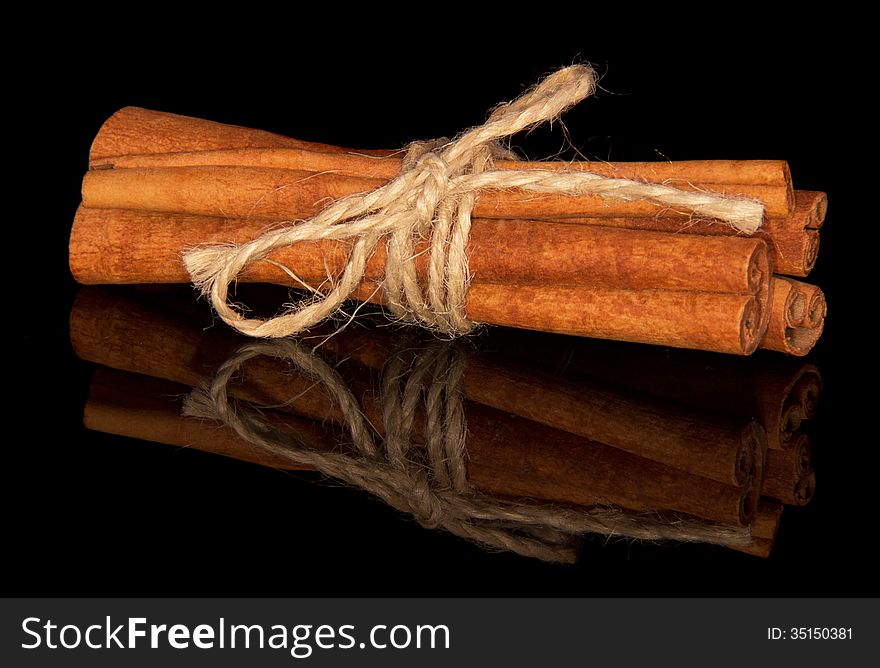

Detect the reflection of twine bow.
xmin=185 ymin=65 xmax=764 ymax=339
xmin=183 ymin=336 xmax=750 ymax=563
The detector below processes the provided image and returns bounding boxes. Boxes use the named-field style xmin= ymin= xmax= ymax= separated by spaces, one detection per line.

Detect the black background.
xmin=7 ymin=18 xmax=871 ymax=596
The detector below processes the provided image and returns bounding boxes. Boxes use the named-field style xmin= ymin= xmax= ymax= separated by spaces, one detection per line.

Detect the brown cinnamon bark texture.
xmin=759 ymin=277 xmax=826 ymax=356
xmin=90 ymin=107 xmax=793 ymax=194
xmin=83 ymin=158 xmax=795 ymax=224
xmin=86 ymin=109 xmax=825 ymax=276
xmin=70 ymin=208 xmax=771 ymax=355
xmin=560 ymin=190 xmax=825 ymax=277
xmin=69 ymin=208 xmax=769 ymax=293
xmin=89 ymin=107 xmax=392 ymax=161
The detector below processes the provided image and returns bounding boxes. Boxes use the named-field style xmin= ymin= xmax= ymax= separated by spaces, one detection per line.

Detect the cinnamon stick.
xmin=91 ymin=146 xmax=792 ymax=211
xmin=82 ymin=163 xmax=793 ymax=223
xmin=799 ymin=190 xmax=829 ymax=230
xmin=69 ymin=207 xmax=770 ymax=293
xmin=70 ymin=208 xmax=770 ymax=355
xmin=759 ymin=277 xmax=826 ymax=356
xmin=91 ymin=107 xmax=793 ymax=191
xmin=560 ymin=190 xmax=825 ymax=277
xmin=88 ymin=106 xmax=392 ymax=162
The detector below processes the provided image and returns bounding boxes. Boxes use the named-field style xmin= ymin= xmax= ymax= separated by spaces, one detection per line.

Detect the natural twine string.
xmin=184 ymin=64 xmax=765 ymax=339
xmin=182 ymin=336 xmax=752 ymax=563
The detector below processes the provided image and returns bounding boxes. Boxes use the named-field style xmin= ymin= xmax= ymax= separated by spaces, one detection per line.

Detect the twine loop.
xmin=184 ymin=65 xmax=764 ymax=339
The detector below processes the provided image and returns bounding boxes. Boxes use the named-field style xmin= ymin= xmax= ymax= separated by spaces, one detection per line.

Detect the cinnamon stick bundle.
xmin=72 ymin=105 xmax=826 ymax=354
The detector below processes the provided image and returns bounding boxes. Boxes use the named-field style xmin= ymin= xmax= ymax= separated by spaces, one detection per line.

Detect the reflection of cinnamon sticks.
xmin=72 ymin=287 xmax=766 ymax=527
xmin=742 ymin=502 xmax=785 ymax=558
xmin=73 ymin=286 xmax=824 ymax=555
xmin=71 ymin=106 xmax=827 ymax=355
xmin=71 ymin=287 xmax=765 ymax=489
xmin=763 ymin=434 xmax=816 ymax=506
xmin=86 ymin=367 xmax=757 ymax=527
xmin=485 ymin=330 xmax=822 ymax=452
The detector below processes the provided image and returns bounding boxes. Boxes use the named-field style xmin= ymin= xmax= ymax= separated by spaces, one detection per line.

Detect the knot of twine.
xmin=185 ymin=64 xmax=765 ymax=339
xmin=183 ymin=336 xmax=751 ymax=563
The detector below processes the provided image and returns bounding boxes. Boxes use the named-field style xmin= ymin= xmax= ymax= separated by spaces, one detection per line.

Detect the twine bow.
xmin=185 ymin=65 xmax=764 ymax=339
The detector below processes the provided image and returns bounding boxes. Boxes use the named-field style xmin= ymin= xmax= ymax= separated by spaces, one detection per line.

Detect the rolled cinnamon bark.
xmin=759 ymin=277 xmax=826 ymax=355
xmin=459 ymin=284 xmax=765 ymax=355
xmin=800 ymin=190 xmax=829 ymax=229
xmin=70 ymin=208 xmax=770 ymax=355
xmin=94 ymin=145 xmax=795 ymax=186
xmin=558 ymin=190 xmax=825 ymax=277
xmin=90 ymin=107 xmax=794 ymax=190
xmin=798 ymin=282 xmax=827 ymax=328
xmin=69 ymin=207 xmax=770 ymax=293
xmin=88 ymin=106 xmax=390 ymax=161
xmin=758 ymin=190 xmax=826 ymax=276
xmin=82 ymin=163 xmax=793 ymax=222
